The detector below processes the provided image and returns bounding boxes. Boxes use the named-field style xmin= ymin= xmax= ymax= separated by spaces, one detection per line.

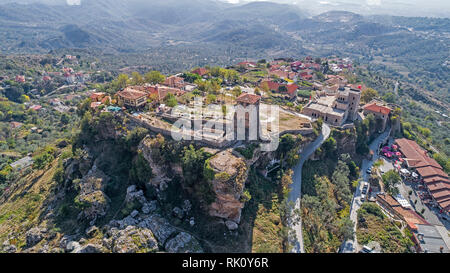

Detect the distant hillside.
xmin=0 ymin=0 xmax=448 ymax=105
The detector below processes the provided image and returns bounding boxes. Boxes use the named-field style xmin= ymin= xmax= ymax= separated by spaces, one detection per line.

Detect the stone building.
xmin=234 ymin=93 xmax=261 ymax=141
xmin=117 ymin=87 xmax=148 ymax=108
xmin=302 ymin=86 xmax=361 ymax=126
xmin=362 ymin=101 xmax=392 ymax=131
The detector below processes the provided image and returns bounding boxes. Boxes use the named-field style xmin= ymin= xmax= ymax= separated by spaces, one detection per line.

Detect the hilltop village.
xmin=1 ymin=55 xmax=449 ymax=254
xmin=88 ymin=57 xmax=393 ymax=140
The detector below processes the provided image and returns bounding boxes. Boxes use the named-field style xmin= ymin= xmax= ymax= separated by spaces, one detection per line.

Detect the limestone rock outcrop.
xmin=75 ymin=164 xmax=110 ymax=222
xmin=207 ymin=150 xmax=248 ymax=224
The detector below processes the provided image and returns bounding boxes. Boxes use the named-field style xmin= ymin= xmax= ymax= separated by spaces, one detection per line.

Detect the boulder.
xmin=225 ymin=220 xmax=239 ymax=231
xmin=72 ymin=244 xmax=102 ymax=253
xmin=142 ymin=201 xmax=158 ymax=214
xmin=2 ymin=244 xmax=17 ymax=253
xmin=25 ymin=227 xmax=46 ymax=248
xmin=75 ymin=165 xmax=111 ymax=221
xmin=182 ymin=200 xmax=192 ymax=213
xmin=130 ymin=210 xmax=139 ymax=218
xmin=138 ymin=215 xmax=176 ymax=245
xmin=117 ymin=215 xmax=138 ymax=229
xmin=172 ymin=207 xmax=184 ymax=219
xmin=164 ymin=232 xmax=203 ymax=253
xmin=125 ymin=185 xmax=147 ymax=205
xmin=108 ymin=226 xmax=158 ymax=253
xmin=66 ymin=241 xmax=81 ymax=252
xmin=85 ymin=226 xmax=99 ymax=238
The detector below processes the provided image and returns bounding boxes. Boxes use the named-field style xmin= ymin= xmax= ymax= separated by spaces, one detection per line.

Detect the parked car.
xmin=366 ymin=167 xmax=372 ymax=174
xmin=360 ymin=246 xmax=373 ymax=253
xmin=362 ymin=185 xmax=368 ymax=195
xmin=360 ymin=193 xmax=366 ymax=202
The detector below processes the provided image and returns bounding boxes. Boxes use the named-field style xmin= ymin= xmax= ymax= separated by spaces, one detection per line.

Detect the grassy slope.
xmin=0 ymin=159 xmax=59 ymax=249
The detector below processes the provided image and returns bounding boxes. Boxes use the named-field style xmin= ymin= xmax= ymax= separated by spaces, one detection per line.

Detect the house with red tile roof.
xmin=377 ymin=193 xmax=429 ymax=231
xmin=90 ymin=92 xmax=106 ymax=102
xmin=363 ymin=101 xmax=392 ymax=131
xmin=117 ymin=87 xmax=148 ymax=108
xmin=29 ymin=105 xmax=42 ymax=111
xmin=192 ymin=68 xmax=208 ymax=77
xmin=237 ymin=61 xmax=257 ymax=69
xmin=164 ymin=75 xmax=185 ymax=89
xmin=15 ymin=75 xmax=25 ymax=83
xmin=260 ymin=81 xmax=298 ymax=99
xmin=291 ymin=61 xmax=302 ymax=71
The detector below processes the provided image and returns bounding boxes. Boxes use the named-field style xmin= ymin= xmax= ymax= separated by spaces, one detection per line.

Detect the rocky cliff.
xmin=207 ymin=150 xmax=248 ymax=226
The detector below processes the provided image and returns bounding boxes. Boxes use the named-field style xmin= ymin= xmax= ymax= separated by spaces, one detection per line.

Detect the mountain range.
xmin=0 ymin=0 xmax=448 ymax=107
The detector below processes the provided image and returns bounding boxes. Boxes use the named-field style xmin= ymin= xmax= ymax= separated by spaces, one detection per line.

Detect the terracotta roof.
xmin=164 ymin=76 xmax=184 ymax=87
xmin=192 ymin=68 xmax=208 ymax=76
xmin=236 ymin=93 xmax=261 ymax=105
xmin=416 ymin=166 xmax=448 ymax=179
xmin=431 ymin=188 xmax=450 ymax=201
xmin=286 ymin=84 xmax=299 ymax=96
xmin=29 ymin=105 xmax=42 ymax=111
xmin=439 ymin=199 xmax=450 ymax=211
xmin=424 ymin=177 xmax=450 ymax=186
xmin=363 ymin=102 xmax=391 ymax=115
xmin=396 ymin=138 xmax=442 ymax=170
xmin=101 ymin=96 xmax=111 ymax=104
xmin=117 ymin=87 xmax=147 ymax=100
xmin=238 ymin=61 xmax=257 ymax=67
xmin=261 ymin=81 xmax=280 ymax=91
xmin=260 ymin=81 xmax=297 ymax=96
xmin=90 ymin=102 xmax=102 ymax=108
xmin=377 ymin=194 xmax=429 ymax=226
xmin=428 ymin=181 xmax=450 ymax=193
xmin=90 ymin=92 xmax=105 ymax=101
xmin=157 ymin=86 xmax=184 ymax=101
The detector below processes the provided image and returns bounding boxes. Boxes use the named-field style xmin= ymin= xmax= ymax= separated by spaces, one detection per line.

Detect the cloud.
xmin=366 ymin=0 xmax=381 ymax=6
xmin=66 ymin=0 xmax=81 ymax=5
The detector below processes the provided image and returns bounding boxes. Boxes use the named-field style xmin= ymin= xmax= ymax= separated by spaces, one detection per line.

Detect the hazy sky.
xmin=1 ymin=0 xmax=448 ymax=17
xmin=221 ymin=0 xmax=450 ymax=17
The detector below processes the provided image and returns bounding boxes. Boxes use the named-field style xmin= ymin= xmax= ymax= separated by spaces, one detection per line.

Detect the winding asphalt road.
xmin=341 ymin=127 xmax=391 ymax=253
xmin=288 ymin=123 xmax=331 ymax=253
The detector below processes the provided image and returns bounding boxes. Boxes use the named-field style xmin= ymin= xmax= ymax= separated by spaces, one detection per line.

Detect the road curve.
xmin=340 ymin=127 xmax=391 ymax=253
xmin=288 ymin=123 xmax=331 ymax=253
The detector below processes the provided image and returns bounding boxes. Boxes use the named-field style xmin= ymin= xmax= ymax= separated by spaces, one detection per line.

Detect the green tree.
xmin=382 ymin=92 xmax=396 ymax=103
xmin=206 ymin=94 xmax=217 ymax=104
xmin=115 ymin=74 xmax=129 ymax=89
xmin=323 ymin=137 xmax=337 ymax=159
xmin=129 ymin=152 xmax=153 ymax=190
xmin=232 ymin=86 xmax=242 ymax=97
xmin=145 ymin=71 xmax=165 ymax=85
xmin=361 ymin=88 xmax=378 ymax=103
xmin=131 ymin=72 xmax=144 ymax=85
xmin=382 ymin=170 xmax=401 ymax=196
xmin=164 ymin=93 xmax=178 ymax=107
xmin=433 ymin=153 xmax=450 ymax=174
xmin=32 ymin=147 xmax=56 ymax=170
xmin=181 ymin=145 xmax=209 ymax=186
xmin=60 ymin=113 xmax=70 ymax=125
